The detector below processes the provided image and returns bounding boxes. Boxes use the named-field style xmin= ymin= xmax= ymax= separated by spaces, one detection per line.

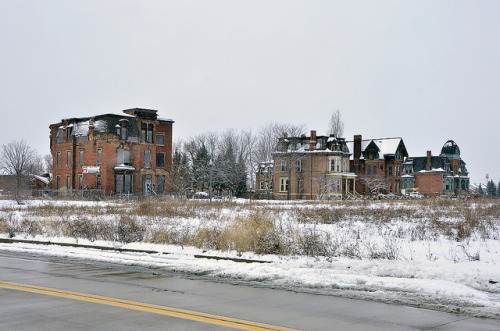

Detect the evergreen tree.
xmin=170 ymin=148 xmax=190 ymax=197
xmin=486 ymin=180 xmax=497 ymax=197
xmin=236 ymin=153 xmax=248 ymax=196
xmin=497 ymin=181 xmax=500 ymax=197
xmin=192 ymin=143 xmax=210 ymax=191
xmin=478 ymin=184 xmax=484 ymax=195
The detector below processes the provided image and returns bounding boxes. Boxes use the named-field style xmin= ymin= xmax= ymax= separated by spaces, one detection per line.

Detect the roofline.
xmin=346 ymin=137 xmax=404 ymax=143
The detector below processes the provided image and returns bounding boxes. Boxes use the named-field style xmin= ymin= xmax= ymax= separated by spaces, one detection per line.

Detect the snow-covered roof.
xmin=32 ymin=175 xmax=50 ymax=184
xmin=346 ymin=138 xmax=404 ymax=160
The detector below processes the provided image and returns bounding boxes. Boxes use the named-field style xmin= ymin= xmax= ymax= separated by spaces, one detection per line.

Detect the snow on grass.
xmin=1 ymin=197 xmax=499 ymax=318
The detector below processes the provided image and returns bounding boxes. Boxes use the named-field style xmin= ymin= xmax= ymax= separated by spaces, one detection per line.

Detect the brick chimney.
xmin=354 ymin=135 xmax=362 ymax=160
xmin=309 ymin=130 xmax=317 ymax=151
xmin=426 ymin=151 xmax=432 ymax=170
xmin=88 ymin=117 xmax=95 ymax=137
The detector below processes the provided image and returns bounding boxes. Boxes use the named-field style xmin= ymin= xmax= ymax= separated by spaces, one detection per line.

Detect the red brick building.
xmin=401 ymin=140 xmax=469 ymax=196
xmin=347 ymin=135 xmax=408 ymax=195
xmin=49 ymin=108 xmax=173 ymax=196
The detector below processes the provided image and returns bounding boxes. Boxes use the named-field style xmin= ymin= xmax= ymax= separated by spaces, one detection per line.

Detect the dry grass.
xmin=1 ymin=197 xmax=499 ymax=259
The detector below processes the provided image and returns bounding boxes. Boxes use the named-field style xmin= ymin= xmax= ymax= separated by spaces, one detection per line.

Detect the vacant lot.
xmin=1 ymin=197 xmax=499 ymax=261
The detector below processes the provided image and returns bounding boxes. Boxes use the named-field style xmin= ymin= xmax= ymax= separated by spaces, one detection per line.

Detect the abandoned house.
xmin=272 ymin=131 xmax=357 ymax=200
xmin=401 ymin=140 xmax=470 ymax=196
xmin=346 ymin=135 xmax=409 ymax=196
xmin=49 ymin=108 xmax=173 ymax=196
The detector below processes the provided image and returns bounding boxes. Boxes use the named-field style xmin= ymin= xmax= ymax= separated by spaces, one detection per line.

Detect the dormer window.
xmin=119 ymin=119 xmax=128 ymax=140
xmin=57 ymin=128 xmax=63 ymax=143
xmin=66 ymin=126 xmax=73 ymax=140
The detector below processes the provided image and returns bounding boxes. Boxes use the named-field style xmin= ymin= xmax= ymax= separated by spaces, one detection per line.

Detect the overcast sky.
xmin=1 ymin=0 xmax=499 ymax=184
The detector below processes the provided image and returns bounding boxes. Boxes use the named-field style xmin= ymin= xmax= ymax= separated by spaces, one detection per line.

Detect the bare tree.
xmin=360 ymin=174 xmax=388 ymax=196
xmin=0 ymin=140 xmax=38 ymax=204
xmin=327 ymin=110 xmax=344 ymax=137
xmin=43 ymin=154 xmax=53 ymax=174
xmin=254 ymin=122 xmax=306 ymax=163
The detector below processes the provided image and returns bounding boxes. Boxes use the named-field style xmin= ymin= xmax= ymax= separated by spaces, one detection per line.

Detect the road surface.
xmin=0 ymin=251 xmax=498 ymax=330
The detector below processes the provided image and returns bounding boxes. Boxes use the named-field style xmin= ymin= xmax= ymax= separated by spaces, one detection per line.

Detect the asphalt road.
xmin=0 ymin=250 xmax=498 ymax=330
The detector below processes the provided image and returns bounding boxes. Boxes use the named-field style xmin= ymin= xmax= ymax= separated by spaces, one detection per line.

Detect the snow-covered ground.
xmin=0 ymin=198 xmax=499 ymax=319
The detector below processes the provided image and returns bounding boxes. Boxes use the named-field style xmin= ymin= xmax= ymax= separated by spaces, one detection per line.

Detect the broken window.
xmin=79 ymin=149 xmax=84 ymax=166
xmin=66 ymin=126 xmax=73 ymax=140
xmin=97 ymin=149 xmax=102 ymax=165
xmin=141 ymin=123 xmax=154 ymax=144
xmin=156 ymin=153 xmax=165 ymax=168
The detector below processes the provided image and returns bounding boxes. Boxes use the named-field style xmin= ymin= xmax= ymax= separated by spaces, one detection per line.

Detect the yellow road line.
xmin=0 ymin=281 xmax=297 ymax=331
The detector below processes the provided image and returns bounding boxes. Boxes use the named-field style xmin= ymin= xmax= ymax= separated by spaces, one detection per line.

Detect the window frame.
xmin=156 ymin=133 xmax=164 ymax=146
xmin=156 ymin=152 xmax=165 ymax=168
xmin=279 ymin=177 xmax=289 ymax=192
xmin=97 ymin=148 xmax=102 ymax=165
xmin=144 ymin=150 xmax=151 ymax=168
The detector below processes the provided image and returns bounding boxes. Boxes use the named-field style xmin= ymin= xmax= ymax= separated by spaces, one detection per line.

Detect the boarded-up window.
xmin=145 ymin=150 xmax=151 ymax=168
xmin=148 ymin=124 xmax=154 ymax=143
xmin=115 ymin=174 xmax=132 ymax=194
xmin=79 ymin=150 xmax=84 ymax=166
xmin=117 ymin=149 xmax=130 ymax=165
xmin=156 ymin=133 xmax=164 ymax=146
xmin=121 ymin=127 xmax=127 ymax=140
xmin=97 ymin=149 xmax=102 ymax=165
xmin=115 ymin=174 xmax=123 ymax=193
xmin=124 ymin=174 xmax=132 ymax=193
xmin=156 ymin=175 xmax=165 ymax=194
xmin=57 ymin=128 xmax=63 ymax=143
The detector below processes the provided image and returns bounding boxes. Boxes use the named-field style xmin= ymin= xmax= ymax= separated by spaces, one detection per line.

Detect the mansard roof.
xmin=407 ymin=155 xmax=450 ymax=173
xmin=274 ymin=133 xmax=351 ymax=155
xmin=54 ymin=108 xmax=173 ymax=139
